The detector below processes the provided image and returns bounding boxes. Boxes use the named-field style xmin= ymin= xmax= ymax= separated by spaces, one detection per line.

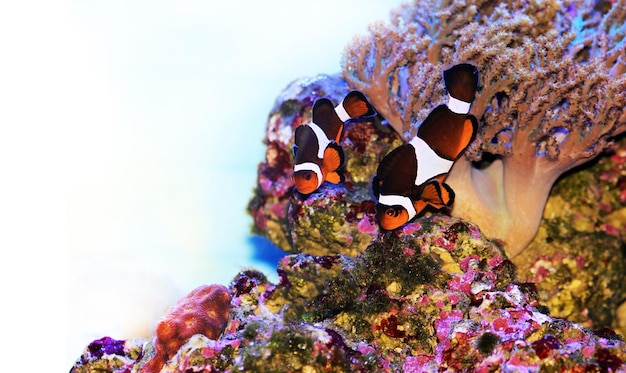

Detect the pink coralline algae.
xmin=140 ymin=284 xmax=231 ymax=373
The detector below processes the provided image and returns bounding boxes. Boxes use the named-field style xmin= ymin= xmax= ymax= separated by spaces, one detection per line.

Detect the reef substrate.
xmin=71 ymin=74 xmax=626 ymax=372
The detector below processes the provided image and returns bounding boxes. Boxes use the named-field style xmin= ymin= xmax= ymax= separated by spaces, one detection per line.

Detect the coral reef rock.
xmin=71 ymin=217 xmax=626 ymax=372
xmin=72 ymin=74 xmax=626 ymax=373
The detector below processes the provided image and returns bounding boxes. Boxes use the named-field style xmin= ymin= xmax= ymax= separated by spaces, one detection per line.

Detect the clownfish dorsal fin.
xmin=322 ymin=143 xmax=344 ymax=174
xmin=443 ymin=63 xmax=479 ymax=103
xmin=312 ymin=98 xmax=343 ymax=141
xmin=375 ymin=145 xmax=417 ymax=188
xmin=340 ymin=91 xmax=376 ymax=119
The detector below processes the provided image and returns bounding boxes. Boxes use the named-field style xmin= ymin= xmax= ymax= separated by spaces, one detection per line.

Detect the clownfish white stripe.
xmin=410 ymin=136 xmax=454 ymax=185
xmin=307 ymin=122 xmax=332 ymax=159
xmin=334 ymin=102 xmax=351 ymax=122
xmin=447 ymin=94 xmax=471 ymax=114
xmin=378 ymin=194 xmax=417 ymax=221
xmin=294 ymin=162 xmax=323 ymax=188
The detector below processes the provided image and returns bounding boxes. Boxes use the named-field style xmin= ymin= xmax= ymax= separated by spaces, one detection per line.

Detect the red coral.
xmin=140 ymin=284 xmax=231 ymax=373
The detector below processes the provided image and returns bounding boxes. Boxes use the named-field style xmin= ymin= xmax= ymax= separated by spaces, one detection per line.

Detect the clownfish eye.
xmin=304 ymin=172 xmax=312 ymax=181
xmin=385 ymin=208 xmax=397 ymax=217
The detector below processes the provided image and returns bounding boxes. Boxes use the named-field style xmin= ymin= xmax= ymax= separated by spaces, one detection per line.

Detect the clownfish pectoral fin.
xmin=341 ymin=91 xmax=376 ymax=119
xmin=439 ymin=182 xmax=455 ymax=207
xmin=325 ymin=171 xmax=343 ymax=184
xmin=419 ymin=179 xmax=455 ymax=209
xmin=323 ymin=143 xmax=344 ymax=172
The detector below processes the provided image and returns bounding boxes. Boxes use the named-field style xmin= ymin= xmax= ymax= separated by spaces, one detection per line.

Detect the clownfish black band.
xmin=306 ymin=122 xmax=332 ymax=159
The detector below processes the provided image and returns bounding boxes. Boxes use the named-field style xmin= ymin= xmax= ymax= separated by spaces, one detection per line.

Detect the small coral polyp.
xmin=140 ymin=284 xmax=231 ymax=373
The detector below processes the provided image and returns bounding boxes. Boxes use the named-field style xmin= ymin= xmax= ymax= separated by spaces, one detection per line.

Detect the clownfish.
xmin=373 ymin=63 xmax=479 ymax=230
xmin=292 ymin=91 xmax=375 ymax=195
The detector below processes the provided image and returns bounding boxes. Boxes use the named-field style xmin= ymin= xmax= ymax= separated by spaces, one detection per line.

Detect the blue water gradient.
xmin=1 ymin=1 xmax=404 ymax=369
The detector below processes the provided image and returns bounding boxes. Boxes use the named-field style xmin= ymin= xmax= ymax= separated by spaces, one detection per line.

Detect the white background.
xmin=0 ymin=0 xmax=405 ymax=370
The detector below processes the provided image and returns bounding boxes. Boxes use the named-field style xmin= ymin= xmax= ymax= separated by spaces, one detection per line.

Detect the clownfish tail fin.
xmin=443 ymin=63 xmax=479 ymax=103
xmin=338 ymin=91 xmax=376 ymax=120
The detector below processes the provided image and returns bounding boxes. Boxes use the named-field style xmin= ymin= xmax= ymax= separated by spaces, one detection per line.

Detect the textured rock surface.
xmin=71 ymin=217 xmax=626 ymax=372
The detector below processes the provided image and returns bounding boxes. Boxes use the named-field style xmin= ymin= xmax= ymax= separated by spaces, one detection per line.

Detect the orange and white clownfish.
xmin=292 ymin=91 xmax=375 ymax=195
xmin=372 ymin=63 xmax=479 ymax=230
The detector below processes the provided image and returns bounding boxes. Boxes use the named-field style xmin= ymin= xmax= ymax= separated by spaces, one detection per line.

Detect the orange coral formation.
xmin=140 ymin=284 xmax=231 ymax=373
xmin=342 ymin=0 xmax=626 ymax=257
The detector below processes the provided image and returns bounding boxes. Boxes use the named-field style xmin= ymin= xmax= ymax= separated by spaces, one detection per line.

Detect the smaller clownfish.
xmin=292 ymin=91 xmax=375 ymax=195
xmin=373 ymin=63 xmax=479 ymax=230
